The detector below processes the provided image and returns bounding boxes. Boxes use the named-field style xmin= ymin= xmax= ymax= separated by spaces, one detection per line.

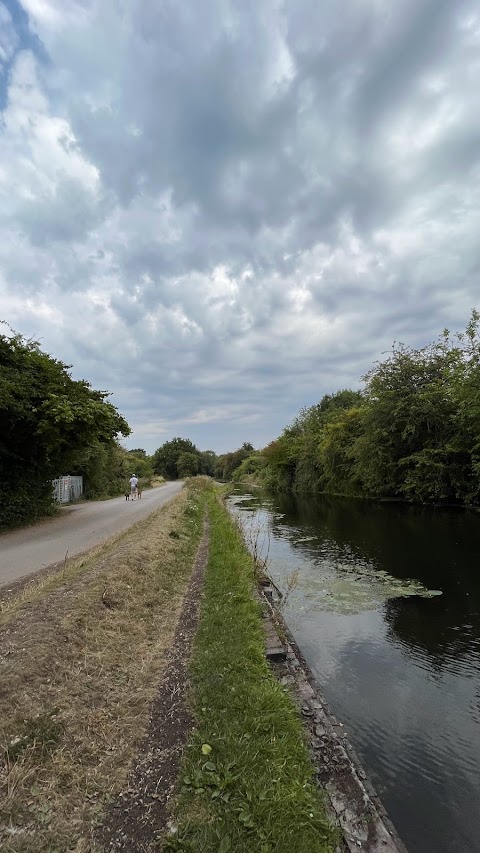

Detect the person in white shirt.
xmin=129 ymin=474 xmax=138 ymax=500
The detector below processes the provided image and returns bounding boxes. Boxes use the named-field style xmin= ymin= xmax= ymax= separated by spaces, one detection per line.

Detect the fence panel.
xmin=52 ymin=476 xmax=83 ymax=503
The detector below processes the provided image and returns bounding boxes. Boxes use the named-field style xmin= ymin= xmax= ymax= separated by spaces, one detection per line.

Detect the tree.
xmin=0 ymin=329 xmax=130 ymax=527
xmin=198 ymin=450 xmax=217 ymax=476
xmin=232 ymin=452 xmax=266 ymax=483
xmin=318 ymin=407 xmax=365 ymax=495
xmin=121 ymin=450 xmax=153 ymax=481
xmin=354 ymin=324 xmax=479 ymax=502
xmin=214 ymin=443 xmax=256 ymax=481
xmin=75 ymin=440 xmax=129 ymax=499
xmin=256 ymin=314 xmax=480 ymax=505
xmin=258 ymin=391 xmax=364 ymax=493
xmin=177 ymin=452 xmax=200 ymax=478
xmin=152 ymin=437 xmax=200 ymax=479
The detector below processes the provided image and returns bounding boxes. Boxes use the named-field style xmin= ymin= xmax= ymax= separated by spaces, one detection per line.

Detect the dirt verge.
xmin=96 ymin=519 xmax=209 ymax=851
xmin=0 ymin=487 xmax=205 ymax=853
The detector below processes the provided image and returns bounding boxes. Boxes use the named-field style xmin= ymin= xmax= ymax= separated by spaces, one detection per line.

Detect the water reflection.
xmin=228 ymin=489 xmax=480 ymax=853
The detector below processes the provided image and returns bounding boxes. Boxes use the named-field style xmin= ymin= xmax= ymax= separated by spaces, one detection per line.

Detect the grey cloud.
xmin=18 ymin=177 xmax=106 ymax=245
xmin=353 ymin=0 xmax=458 ymax=132
xmin=2 ymin=0 xmax=480 ymax=452
xmin=0 ymin=3 xmax=18 ymax=70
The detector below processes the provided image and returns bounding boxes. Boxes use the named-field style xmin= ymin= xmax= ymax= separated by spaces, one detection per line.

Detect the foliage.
xmin=215 ymin=443 xmax=255 ymax=481
xmin=177 ymin=452 xmax=200 ymax=478
xmin=198 ymin=450 xmax=217 ymax=476
xmin=122 ymin=449 xmax=153 ymax=481
xmin=318 ymin=407 xmax=365 ymax=496
xmin=152 ymin=437 xmax=199 ymax=479
xmin=252 ymin=313 xmax=480 ymax=505
xmin=168 ymin=483 xmax=336 ymax=852
xmin=231 ymin=452 xmax=267 ymax=484
xmin=356 ymin=313 xmax=480 ymax=502
xmin=0 ymin=329 xmax=130 ymax=527
xmin=72 ymin=440 xmax=125 ymax=500
xmin=70 ymin=442 xmax=153 ymax=500
xmin=152 ymin=437 xmax=217 ymax=480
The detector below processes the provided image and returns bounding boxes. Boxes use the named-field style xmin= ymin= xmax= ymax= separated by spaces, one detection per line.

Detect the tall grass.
xmin=166 ymin=484 xmax=336 ymax=852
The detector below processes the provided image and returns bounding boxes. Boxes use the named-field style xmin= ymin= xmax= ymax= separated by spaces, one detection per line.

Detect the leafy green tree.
xmin=318 ymin=407 xmax=365 ymax=495
xmin=122 ymin=451 xmax=153 ymax=480
xmin=257 ymin=315 xmax=480 ymax=505
xmin=152 ymin=437 xmax=199 ymax=479
xmin=231 ymin=452 xmax=266 ymax=483
xmin=0 ymin=329 xmax=130 ymax=527
xmin=177 ymin=452 xmax=200 ymax=478
xmin=258 ymin=391 xmax=364 ymax=493
xmin=260 ymin=437 xmax=298 ymax=490
xmin=75 ymin=440 xmax=128 ymax=499
xmin=214 ymin=443 xmax=256 ymax=481
xmin=77 ymin=445 xmax=153 ymax=499
xmin=355 ymin=319 xmax=480 ymax=502
xmin=198 ymin=450 xmax=217 ymax=476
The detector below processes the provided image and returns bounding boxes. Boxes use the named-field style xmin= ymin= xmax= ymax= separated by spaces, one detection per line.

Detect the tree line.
xmin=0 ymin=329 xmax=133 ymax=528
xmin=151 ymin=437 xmax=217 ymax=479
xmin=4 ymin=310 xmax=479 ymax=529
xmin=151 ymin=313 xmax=480 ymax=507
xmin=232 ymin=312 xmax=480 ymax=506
xmin=0 ymin=328 xmax=219 ymax=528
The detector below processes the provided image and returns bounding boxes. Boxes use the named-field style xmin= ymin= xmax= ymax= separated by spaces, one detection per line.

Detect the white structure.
xmin=52 ymin=475 xmax=83 ymax=503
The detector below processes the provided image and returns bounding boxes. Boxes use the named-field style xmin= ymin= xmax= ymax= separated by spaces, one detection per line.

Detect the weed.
xmin=4 ymin=710 xmax=63 ymax=763
xmin=244 ymin=511 xmax=271 ymax=574
xmin=279 ymin=567 xmax=300 ymax=611
xmin=167 ymin=487 xmax=336 ymax=853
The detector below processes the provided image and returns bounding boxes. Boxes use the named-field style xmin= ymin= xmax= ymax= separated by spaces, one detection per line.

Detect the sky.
xmin=1 ymin=0 xmax=480 ymax=454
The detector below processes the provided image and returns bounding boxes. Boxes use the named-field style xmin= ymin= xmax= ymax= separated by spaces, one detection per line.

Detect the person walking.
xmin=129 ymin=474 xmax=139 ymax=500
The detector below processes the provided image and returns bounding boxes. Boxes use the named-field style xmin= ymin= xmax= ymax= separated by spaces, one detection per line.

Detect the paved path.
xmin=0 ymin=482 xmax=184 ymax=589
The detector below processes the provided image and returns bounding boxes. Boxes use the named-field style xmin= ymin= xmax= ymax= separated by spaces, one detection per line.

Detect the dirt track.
xmin=0 ymin=482 xmax=184 ymax=589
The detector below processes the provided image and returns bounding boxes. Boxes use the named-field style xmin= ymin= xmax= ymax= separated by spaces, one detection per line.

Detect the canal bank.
xmin=1 ymin=479 xmax=345 ymax=851
xmin=2 ymin=478 xmax=468 ymax=851
xmin=260 ymin=585 xmax=408 ymax=853
xmin=228 ymin=487 xmax=480 ymax=853
xmin=166 ymin=482 xmax=406 ymax=852
xmin=162 ymin=483 xmax=338 ymax=853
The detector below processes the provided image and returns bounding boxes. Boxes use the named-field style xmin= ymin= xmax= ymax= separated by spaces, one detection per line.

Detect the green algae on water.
xmin=286 ymin=565 xmax=442 ymax=616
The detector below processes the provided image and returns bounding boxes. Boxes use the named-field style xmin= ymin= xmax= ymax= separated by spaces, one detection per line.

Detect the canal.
xmin=228 ymin=488 xmax=480 ymax=853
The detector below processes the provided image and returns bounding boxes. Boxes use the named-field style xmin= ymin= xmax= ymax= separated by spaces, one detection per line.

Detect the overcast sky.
xmin=1 ymin=0 xmax=479 ymax=454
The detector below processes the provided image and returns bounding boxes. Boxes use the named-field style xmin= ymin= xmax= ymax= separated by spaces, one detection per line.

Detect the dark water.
xmin=228 ymin=489 xmax=480 ymax=853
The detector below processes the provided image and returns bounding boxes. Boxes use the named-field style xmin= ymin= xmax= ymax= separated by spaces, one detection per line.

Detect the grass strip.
xmin=0 ymin=482 xmax=207 ymax=853
xmin=166 ymin=482 xmax=336 ymax=853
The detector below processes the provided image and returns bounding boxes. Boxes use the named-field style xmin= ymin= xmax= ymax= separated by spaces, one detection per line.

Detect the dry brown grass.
xmin=0 ymin=485 xmax=205 ymax=852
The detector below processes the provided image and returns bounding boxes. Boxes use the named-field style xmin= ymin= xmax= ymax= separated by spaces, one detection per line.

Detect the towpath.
xmin=0 ymin=482 xmax=184 ymax=589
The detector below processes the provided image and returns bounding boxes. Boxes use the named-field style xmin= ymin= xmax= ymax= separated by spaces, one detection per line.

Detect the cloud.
xmin=1 ymin=0 xmax=480 ymax=453
xmin=0 ymin=3 xmax=18 ymax=71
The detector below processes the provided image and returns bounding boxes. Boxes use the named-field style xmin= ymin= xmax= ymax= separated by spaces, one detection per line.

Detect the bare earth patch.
xmin=96 ymin=519 xmax=209 ymax=851
xmin=0 ymin=486 xmax=205 ymax=853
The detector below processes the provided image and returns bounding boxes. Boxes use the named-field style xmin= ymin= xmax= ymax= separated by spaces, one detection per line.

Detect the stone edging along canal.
xmin=260 ymin=584 xmax=408 ymax=853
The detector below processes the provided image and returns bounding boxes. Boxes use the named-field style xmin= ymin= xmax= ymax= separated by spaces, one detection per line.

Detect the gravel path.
xmin=0 ymin=482 xmax=184 ymax=589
